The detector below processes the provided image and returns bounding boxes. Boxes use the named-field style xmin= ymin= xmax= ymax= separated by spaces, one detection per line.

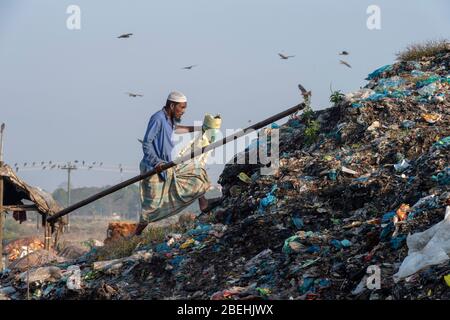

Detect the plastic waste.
xmin=433 ymin=136 xmax=450 ymax=149
xmin=66 ymin=265 xmax=82 ymax=290
xmin=366 ymin=65 xmax=392 ymax=80
xmin=394 ymin=159 xmax=410 ymax=172
xmin=237 ymin=172 xmax=252 ymax=184
xmin=432 ymin=167 xmax=450 ymax=186
xmin=282 ymin=236 xmax=303 ymax=254
xmin=394 ymin=206 xmax=450 ymax=281
xmin=401 ymin=120 xmax=415 ymax=129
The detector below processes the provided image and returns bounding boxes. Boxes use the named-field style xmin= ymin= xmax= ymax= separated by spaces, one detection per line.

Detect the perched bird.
xmin=49 ymin=161 xmax=52 ymax=165
xmin=32 ymin=162 xmax=35 ymax=166
xmin=15 ymin=167 xmax=19 ymax=172
xmin=88 ymin=166 xmax=93 ymax=170
xmin=126 ymin=92 xmax=143 ymax=97
xmin=82 ymin=161 xmax=85 ymax=166
xmin=99 ymin=162 xmax=103 ymax=166
xmin=182 ymin=65 xmax=198 ymax=70
xmin=138 ymin=138 xmax=143 ymax=144
xmin=278 ymin=53 xmax=295 ymax=60
xmin=23 ymin=162 xmax=27 ymax=167
xmin=14 ymin=163 xmax=17 ymax=167
xmin=92 ymin=162 xmax=96 ymax=165
xmin=42 ymin=166 xmax=46 ymax=170
xmin=41 ymin=161 xmax=44 ymax=165
xmin=339 ymin=51 xmax=349 ymax=55
xmin=74 ymin=160 xmax=79 ymax=163
xmin=117 ymin=33 xmax=133 ymax=39
xmin=339 ymin=60 xmax=352 ymax=68
xmin=51 ymin=165 xmax=56 ymax=169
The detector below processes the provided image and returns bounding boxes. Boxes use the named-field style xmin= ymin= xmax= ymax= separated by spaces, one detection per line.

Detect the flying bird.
xmin=339 ymin=60 xmax=352 ymax=68
xmin=339 ymin=51 xmax=349 ymax=55
xmin=278 ymin=53 xmax=295 ymax=60
xmin=126 ymin=92 xmax=143 ymax=97
xmin=117 ymin=33 xmax=133 ymax=39
xmin=298 ymin=83 xmax=312 ymax=99
xmin=182 ymin=65 xmax=198 ymax=70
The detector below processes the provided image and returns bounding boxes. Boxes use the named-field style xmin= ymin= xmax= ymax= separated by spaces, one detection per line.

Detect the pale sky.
xmin=1 ymin=0 xmax=449 ymax=192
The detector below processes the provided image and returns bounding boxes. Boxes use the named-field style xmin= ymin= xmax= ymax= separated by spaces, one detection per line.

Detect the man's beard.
xmin=173 ymin=116 xmax=182 ymax=123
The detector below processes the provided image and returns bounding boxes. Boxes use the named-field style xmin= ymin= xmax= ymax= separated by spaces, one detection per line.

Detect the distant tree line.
xmin=52 ymin=184 xmax=140 ymax=220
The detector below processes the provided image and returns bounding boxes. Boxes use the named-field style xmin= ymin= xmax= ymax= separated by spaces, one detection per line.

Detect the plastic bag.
xmin=394 ymin=206 xmax=450 ymax=281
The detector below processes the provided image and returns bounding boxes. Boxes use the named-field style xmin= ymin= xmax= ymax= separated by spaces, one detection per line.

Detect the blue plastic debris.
xmin=401 ymin=120 xmax=415 ymax=129
xmin=330 ymin=239 xmax=342 ymax=249
xmin=382 ymin=211 xmax=396 ymax=223
xmin=170 ymin=256 xmax=184 ymax=267
xmin=258 ymin=185 xmax=278 ymax=213
xmin=340 ymin=239 xmax=352 ymax=248
xmin=351 ymin=102 xmax=364 ymax=108
xmin=317 ymin=278 xmax=331 ymax=289
xmin=186 ymin=224 xmax=212 ymax=236
xmin=390 ymin=235 xmax=407 ymax=250
xmin=271 ymin=123 xmax=280 ymax=129
xmin=298 ymin=277 xmax=315 ymax=294
xmin=306 ymin=245 xmax=321 ymax=254
xmin=366 ymin=65 xmax=392 ymax=80
xmin=292 ymin=216 xmax=304 ymax=229
xmin=328 ymin=169 xmax=338 ymax=181
xmin=432 ymin=167 xmax=450 ymax=186
xmin=155 ymin=242 xmax=171 ymax=253
xmin=380 ymin=222 xmax=394 ymax=241
xmin=433 ymin=136 xmax=450 ymax=149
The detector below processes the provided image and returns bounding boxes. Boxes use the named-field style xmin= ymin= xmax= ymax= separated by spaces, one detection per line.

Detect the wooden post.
xmin=0 ymin=123 xmax=5 ymax=271
xmin=0 ymin=170 xmax=3 ymax=272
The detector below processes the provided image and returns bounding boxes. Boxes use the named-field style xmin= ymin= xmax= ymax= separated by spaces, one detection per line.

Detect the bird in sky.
xmin=278 ymin=53 xmax=295 ymax=60
xmin=126 ymin=92 xmax=143 ymax=97
xmin=339 ymin=51 xmax=349 ymax=55
xmin=182 ymin=65 xmax=198 ymax=70
xmin=117 ymin=33 xmax=133 ymax=39
xmin=339 ymin=60 xmax=352 ymax=68
xmin=298 ymin=83 xmax=312 ymax=99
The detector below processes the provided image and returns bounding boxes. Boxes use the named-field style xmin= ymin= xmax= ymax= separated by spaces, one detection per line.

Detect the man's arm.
xmin=142 ymin=118 xmax=165 ymax=166
xmin=175 ymin=125 xmax=201 ymax=134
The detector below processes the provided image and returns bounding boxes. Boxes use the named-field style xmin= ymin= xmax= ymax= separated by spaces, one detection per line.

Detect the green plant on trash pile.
xmin=330 ymin=90 xmax=345 ymax=105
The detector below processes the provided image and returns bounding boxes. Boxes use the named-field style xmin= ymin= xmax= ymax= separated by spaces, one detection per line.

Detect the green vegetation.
xmin=330 ymin=90 xmax=345 ymax=105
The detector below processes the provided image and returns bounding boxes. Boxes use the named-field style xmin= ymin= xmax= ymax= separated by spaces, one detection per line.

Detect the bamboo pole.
xmin=47 ymin=103 xmax=304 ymax=223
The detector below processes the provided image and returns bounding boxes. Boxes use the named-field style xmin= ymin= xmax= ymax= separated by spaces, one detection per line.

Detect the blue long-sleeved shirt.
xmin=140 ymin=108 xmax=175 ymax=180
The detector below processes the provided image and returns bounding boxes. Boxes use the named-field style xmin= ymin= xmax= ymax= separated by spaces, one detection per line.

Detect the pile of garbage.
xmin=1 ymin=47 xmax=449 ymax=300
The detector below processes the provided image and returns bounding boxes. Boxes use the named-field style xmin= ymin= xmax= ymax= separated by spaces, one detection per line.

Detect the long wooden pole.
xmin=47 ymin=103 xmax=304 ymax=223
xmin=0 ymin=123 xmax=5 ymax=271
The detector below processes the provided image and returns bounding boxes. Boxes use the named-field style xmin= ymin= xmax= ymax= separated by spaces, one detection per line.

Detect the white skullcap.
xmin=167 ymin=91 xmax=187 ymax=103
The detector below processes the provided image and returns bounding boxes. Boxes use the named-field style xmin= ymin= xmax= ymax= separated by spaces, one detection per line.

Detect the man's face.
xmin=172 ymin=102 xmax=187 ymax=122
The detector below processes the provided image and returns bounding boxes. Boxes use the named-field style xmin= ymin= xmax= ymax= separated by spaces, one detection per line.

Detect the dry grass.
xmin=94 ymin=216 xmax=196 ymax=261
xmin=397 ymin=40 xmax=449 ymax=62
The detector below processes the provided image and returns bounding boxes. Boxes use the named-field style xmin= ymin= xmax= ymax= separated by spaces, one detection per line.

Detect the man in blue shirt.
xmin=135 ymin=91 xmax=220 ymax=235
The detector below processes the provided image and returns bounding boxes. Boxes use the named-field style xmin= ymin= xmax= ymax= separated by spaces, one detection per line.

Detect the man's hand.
xmin=155 ymin=162 xmax=166 ymax=171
